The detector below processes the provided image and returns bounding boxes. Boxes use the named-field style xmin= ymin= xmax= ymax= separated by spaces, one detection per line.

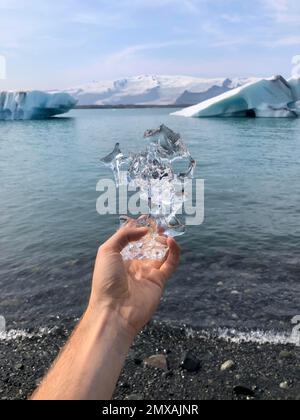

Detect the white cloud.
xmin=69 ymin=12 xmax=121 ymax=26
xmin=262 ymin=0 xmax=300 ymax=23
xmin=271 ymin=36 xmax=300 ymax=46
xmin=220 ymin=14 xmax=242 ymax=23
xmin=116 ymin=0 xmax=202 ymax=14
xmin=291 ymin=55 xmax=300 ymax=77
xmin=103 ymin=39 xmax=194 ymax=67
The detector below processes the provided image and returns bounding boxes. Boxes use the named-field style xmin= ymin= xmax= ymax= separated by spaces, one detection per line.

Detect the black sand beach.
xmin=0 ymin=321 xmax=299 ymax=400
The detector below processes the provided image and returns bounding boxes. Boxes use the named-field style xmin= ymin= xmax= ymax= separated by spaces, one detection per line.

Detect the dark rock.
xmin=162 ymin=371 xmax=173 ymax=379
xmin=119 ymin=382 xmax=130 ymax=390
xmin=134 ymin=357 xmax=142 ymax=366
xmin=233 ymin=386 xmax=255 ymax=397
xmin=181 ymin=351 xmax=201 ymax=373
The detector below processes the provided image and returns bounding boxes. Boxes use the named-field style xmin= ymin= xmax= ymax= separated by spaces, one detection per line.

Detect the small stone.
xmin=279 ymin=351 xmax=293 ymax=360
xmin=119 ymin=382 xmax=130 ymax=390
xmin=134 ymin=357 xmax=142 ymax=366
xmin=217 ymin=281 xmax=224 ymax=287
xmin=280 ymin=381 xmax=289 ymax=390
xmin=233 ymin=386 xmax=255 ymax=397
xmin=181 ymin=351 xmax=201 ymax=373
xmin=125 ymin=394 xmax=143 ymax=400
xmin=162 ymin=371 xmax=173 ymax=379
xmin=15 ymin=363 xmax=24 ymax=371
xmin=231 ymin=290 xmax=240 ymax=295
xmin=144 ymin=354 xmax=168 ymax=371
xmin=221 ymin=360 xmax=235 ymax=372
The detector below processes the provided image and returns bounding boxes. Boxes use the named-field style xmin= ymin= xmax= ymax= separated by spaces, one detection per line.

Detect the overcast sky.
xmin=0 ymin=0 xmax=299 ymax=90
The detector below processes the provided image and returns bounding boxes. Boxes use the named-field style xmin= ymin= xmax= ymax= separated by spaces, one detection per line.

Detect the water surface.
xmin=0 ymin=109 xmax=299 ymax=331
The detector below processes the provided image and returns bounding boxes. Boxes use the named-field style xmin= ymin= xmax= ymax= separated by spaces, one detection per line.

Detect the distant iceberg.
xmin=0 ymin=91 xmax=77 ymax=120
xmin=172 ymin=76 xmax=300 ymax=118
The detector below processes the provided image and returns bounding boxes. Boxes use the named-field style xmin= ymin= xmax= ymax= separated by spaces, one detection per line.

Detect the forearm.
xmin=31 ymin=306 xmax=134 ymax=400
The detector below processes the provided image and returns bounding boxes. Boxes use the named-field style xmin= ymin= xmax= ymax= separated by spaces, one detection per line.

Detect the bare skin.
xmin=31 ymin=222 xmax=180 ymax=400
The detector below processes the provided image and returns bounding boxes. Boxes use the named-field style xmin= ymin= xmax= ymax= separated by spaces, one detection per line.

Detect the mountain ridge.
xmin=53 ymin=75 xmax=259 ymax=106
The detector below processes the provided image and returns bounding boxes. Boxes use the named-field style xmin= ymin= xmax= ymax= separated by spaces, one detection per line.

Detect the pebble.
xmin=279 ymin=351 xmax=293 ymax=360
xmin=233 ymin=386 xmax=255 ymax=397
xmin=221 ymin=360 xmax=235 ymax=372
xmin=15 ymin=363 xmax=24 ymax=371
xmin=133 ymin=357 xmax=142 ymax=366
xmin=125 ymin=394 xmax=144 ymax=400
xmin=279 ymin=381 xmax=289 ymax=390
xmin=181 ymin=351 xmax=201 ymax=373
xmin=144 ymin=354 xmax=168 ymax=371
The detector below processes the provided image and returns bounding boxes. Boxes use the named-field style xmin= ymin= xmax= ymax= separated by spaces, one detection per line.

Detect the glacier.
xmin=0 ymin=91 xmax=77 ymax=120
xmin=172 ymin=76 xmax=300 ymax=118
xmin=61 ymin=75 xmax=256 ymax=106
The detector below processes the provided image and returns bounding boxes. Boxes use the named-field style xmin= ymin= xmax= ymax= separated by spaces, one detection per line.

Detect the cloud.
xmin=201 ymin=22 xmax=250 ymax=48
xmin=291 ymin=55 xmax=300 ymax=77
xmin=115 ymin=0 xmax=203 ymax=14
xmin=104 ymin=40 xmax=194 ymax=66
xmin=220 ymin=14 xmax=242 ymax=23
xmin=69 ymin=12 xmax=121 ymax=27
xmin=270 ymin=36 xmax=300 ymax=46
xmin=262 ymin=0 xmax=300 ymax=23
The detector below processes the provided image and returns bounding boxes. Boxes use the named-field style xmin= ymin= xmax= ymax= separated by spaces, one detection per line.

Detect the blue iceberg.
xmin=0 ymin=91 xmax=77 ymax=120
xmin=172 ymin=76 xmax=300 ymax=118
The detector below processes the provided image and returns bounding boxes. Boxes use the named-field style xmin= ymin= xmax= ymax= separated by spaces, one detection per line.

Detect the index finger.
xmin=159 ymin=237 xmax=181 ymax=282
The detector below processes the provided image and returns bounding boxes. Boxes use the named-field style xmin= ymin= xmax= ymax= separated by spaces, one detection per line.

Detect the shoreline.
xmin=0 ymin=321 xmax=299 ymax=400
xmin=75 ymin=105 xmax=187 ymax=109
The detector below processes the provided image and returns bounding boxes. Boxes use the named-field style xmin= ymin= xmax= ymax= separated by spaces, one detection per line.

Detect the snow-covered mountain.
xmin=58 ymin=75 xmax=259 ymax=106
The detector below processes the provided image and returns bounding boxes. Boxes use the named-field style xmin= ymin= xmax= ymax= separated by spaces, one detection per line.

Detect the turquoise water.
xmin=0 ymin=109 xmax=299 ymax=330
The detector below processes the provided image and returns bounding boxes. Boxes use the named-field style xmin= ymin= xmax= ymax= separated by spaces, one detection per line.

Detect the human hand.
xmin=88 ymin=220 xmax=181 ymax=338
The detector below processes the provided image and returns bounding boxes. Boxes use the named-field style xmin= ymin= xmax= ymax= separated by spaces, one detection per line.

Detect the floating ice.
xmin=172 ymin=75 xmax=300 ymax=118
xmin=0 ymin=91 xmax=77 ymax=120
xmin=101 ymin=125 xmax=196 ymax=260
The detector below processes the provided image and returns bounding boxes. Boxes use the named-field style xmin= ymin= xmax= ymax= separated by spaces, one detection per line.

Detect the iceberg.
xmin=0 ymin=91 xmax=77 ymax=120
xmin=172 ymin=76 xmax=300 ymax=118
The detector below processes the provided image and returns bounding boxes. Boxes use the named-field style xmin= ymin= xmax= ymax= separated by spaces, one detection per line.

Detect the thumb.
xmin=102 ymin=226 xmax=148 ymax=253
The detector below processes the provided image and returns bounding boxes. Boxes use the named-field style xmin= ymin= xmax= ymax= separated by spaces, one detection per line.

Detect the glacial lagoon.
xmin=0 ymin=108 xmax=299 ymax=333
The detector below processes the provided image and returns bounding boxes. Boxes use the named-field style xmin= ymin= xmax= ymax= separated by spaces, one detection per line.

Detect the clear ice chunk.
xmin=120 ymin=216 xmax=169 ymax=261
xmin=100 ymin=143 xmax=125 ymax=187
xmin=100 ymin=125 xmax=196 ymax=260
